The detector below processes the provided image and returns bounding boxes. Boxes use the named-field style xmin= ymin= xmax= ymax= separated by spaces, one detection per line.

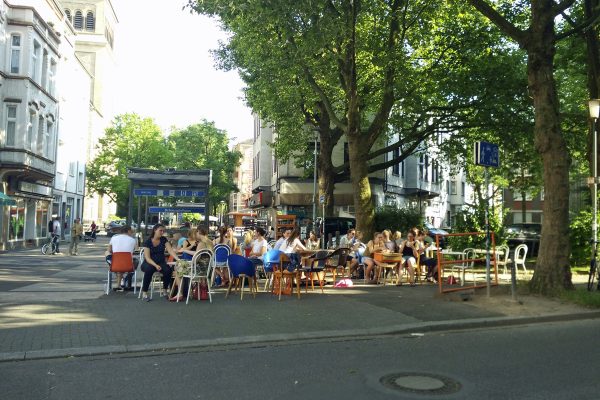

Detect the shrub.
xmin=373 ymin=205 xmax=421 ymax=235
xmin=570 ymin=208 xmax=594 ymax=266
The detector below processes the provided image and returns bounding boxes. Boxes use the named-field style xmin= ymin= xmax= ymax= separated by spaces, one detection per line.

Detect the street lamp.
xmin=588 ymin=99 xmax=600 ymax=266
xmin=312 ymin=130 xmax=318 ymax=223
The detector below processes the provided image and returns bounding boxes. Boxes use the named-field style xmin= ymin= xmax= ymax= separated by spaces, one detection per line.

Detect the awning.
xmin=0 ymin=192 xmax=16 ymax=206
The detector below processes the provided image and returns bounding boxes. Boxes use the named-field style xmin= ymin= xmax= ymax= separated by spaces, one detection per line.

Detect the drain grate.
xmin=379 ymin=372 xmax=462 ymax=395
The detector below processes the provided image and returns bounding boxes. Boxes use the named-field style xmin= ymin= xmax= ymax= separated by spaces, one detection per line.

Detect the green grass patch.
xmin=559 ymin=287 xmax=600 ymax=308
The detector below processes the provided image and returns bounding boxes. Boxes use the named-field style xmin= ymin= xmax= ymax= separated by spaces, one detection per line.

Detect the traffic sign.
xmin=319 ymin=195 xmax=325 ymax=204
xmin=149 ymin=207 xmax=205 ymax=213
xmin=134 ymin=188 xmax=205 ymax=197
xmin=474 ymin=141 xmax=500 ymax=168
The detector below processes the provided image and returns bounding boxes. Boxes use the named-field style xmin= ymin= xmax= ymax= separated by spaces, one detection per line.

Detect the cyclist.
xmin=52 ymin=217 xmax=62 ymax=254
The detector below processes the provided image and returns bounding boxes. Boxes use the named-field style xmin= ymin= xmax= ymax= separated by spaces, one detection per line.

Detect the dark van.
xmin=316 ymin=217 xmax=356 ymax=238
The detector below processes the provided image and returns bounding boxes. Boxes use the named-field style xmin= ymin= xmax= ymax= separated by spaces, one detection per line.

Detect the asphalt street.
xmin=1 ymin=319 xmax=598 ymax=400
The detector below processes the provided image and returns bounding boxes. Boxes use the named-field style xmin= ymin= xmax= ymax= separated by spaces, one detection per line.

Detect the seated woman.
xmin=382 ymin=229 xmax=397 ymax=252
xmin=213 ymin=226 xmax=233 ymax=286
xmin=278 ymin=228 xmax=307 ymax=270
xmin=416 ymin=229 xmax=438 ymax=282
xmin=178 ymin=228 xmax=199 ymax=260
xmin=305 ymin=231 xmax=320 ymax=251
xmin=140 ymin=224 xmax=180 ymax=301
xmin=397 ymin=229 xmax=419 ymax=286
xmin=363 ymin=232 xmax=385 ymax=284
xmin=227 ymin=226 xmax=240 ymax=255
xmin=247 ymin=227 xmax=268 ymax=267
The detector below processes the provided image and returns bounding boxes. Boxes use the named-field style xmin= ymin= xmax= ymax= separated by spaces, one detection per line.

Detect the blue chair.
xmin=263 ymin=249 xmax=300 ymax=300
xmin=212 ymin=244 xmax=231 ymax=287
xmin=226 ymin=254 xmax=258 ymax=300
xmin=263 ymin=249 xmax=284 ymax=292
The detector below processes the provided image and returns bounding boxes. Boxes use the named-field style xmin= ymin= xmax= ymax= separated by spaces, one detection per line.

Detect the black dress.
xmin=141 ymin=236 xmax=173 ymax=292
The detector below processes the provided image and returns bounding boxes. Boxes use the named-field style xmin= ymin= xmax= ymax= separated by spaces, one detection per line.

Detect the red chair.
xmin=105 ymin=252 xmax=135 ymax=295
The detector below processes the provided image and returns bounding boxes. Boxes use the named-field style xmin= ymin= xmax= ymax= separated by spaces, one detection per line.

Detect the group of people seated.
xmin=106 ymin=222 xmax=441 ymax=302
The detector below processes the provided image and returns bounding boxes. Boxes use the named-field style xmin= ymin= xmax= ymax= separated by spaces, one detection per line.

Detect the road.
xmin=2 ymin=319 xmax=598 ymax=400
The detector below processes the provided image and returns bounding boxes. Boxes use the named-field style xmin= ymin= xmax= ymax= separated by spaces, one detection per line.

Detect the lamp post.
xmin=589 ymin=99 xmax=600 ymax=271
xmin=312 ymin=131 xmax=318 ymax=223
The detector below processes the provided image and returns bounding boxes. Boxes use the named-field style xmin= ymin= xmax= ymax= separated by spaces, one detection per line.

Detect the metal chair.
xmin=226 ymin=254 xmax=258 ymax=300
xmin=182 ymin=249 xmax=213 ymax=304
xmin=451 ymin=248 xmax=476 ymax=286
xmin=513 ymin=244 xmax=529 ymax=276
xmin=302 ymin=250 xmax=328 ymax=293
xmin=323 ymin=247 xmax=351 ymax=285
xmin=211 ymin=244 xmax=231 ymax=287
xmin=493 ymin=245 xmax=510 ymax=278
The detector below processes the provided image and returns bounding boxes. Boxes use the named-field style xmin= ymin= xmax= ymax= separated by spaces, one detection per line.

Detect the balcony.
xmin=0 ymin=148 xmax=54 ymax=180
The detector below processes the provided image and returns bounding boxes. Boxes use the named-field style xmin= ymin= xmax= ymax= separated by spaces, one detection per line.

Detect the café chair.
xmin=226 ymin=254 xmax=258 ymax=300
xmin=183 ymin=249 xmax=213 ymax=304
xmin=323 ymin=247 xmax=351 ymax=285
xmin=105 ymin=252 xmax=135 ymax=295
xmin=302 ymin=250 xmax=329 ymax=293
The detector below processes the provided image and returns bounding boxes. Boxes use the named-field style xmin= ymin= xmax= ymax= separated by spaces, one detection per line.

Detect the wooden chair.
xmin=323 ymin=247 xmax=351 ymax=285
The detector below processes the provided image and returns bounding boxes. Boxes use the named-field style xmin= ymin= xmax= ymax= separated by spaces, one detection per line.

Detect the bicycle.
xmin=588 ymin=240 xmax=599 ymax=291
xmin=41 ymin=234 xmax=59 ymax=255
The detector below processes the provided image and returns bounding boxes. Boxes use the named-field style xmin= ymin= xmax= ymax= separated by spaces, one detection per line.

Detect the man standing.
xmin=107 ymin=225 xmax=137 ymax=292
xmin=52 ymin=217 xmax=62 ymax=254
xmin=69 ymin=218 xmax=84 ymax=255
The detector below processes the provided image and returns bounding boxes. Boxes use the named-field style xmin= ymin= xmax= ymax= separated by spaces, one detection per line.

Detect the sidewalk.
xmin=0 ymin=236 xmax=597 ymax=362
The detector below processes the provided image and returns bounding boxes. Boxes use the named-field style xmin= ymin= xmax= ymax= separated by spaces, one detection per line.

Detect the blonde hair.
xmin=382 ymin=229 xmax=392 ymax=240
xmin=393 ymin=231 xmax=402 ymax=240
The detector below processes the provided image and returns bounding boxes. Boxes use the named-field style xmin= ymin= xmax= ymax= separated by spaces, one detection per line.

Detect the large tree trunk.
xmin=319 ymin=131 xmax=336 ymax=217
xmin=528 ymin=2 xmax=573 ymax=293
xmin=348 ymin=133 xmax=375 ymax=240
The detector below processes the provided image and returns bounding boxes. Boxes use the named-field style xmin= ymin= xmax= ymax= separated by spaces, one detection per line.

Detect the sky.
xmin=111 ymin=0 xmax=254 ymax=143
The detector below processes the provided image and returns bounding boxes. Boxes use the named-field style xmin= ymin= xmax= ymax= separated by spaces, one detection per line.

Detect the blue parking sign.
xmin=474 ymin=141 xmax=499 ymax=168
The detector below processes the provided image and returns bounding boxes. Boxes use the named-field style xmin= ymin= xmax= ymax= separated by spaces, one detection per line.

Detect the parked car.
xmin=506 ymin=224 xmax=540 ymax=256
xmin=424 ymin=222 xmax=449 ymax=247
xmin=316 ymin=217 xmax=356 ymax=244
xmin=106 ymin=219 xmax=138 ymax=237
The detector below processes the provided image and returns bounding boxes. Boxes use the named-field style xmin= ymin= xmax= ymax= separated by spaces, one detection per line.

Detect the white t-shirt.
xmin=273 ymin=237 xmax=286 ymax=250
xmin=251 ymin=238 xmax=268 ymax=256
xmin=278 ymin=238 xmax=306 ymax=254
xmin=109 ymin=234 xmax=137 ymax=253
xmin=52 ymin=220 xmax=61 ymax=236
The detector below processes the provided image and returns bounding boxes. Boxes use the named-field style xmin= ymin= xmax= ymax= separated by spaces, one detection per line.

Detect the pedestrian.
xmin=69 ymin=218 xmax=84 ymax=255
xmin=52 ymin=217 xmax=62 ymax=254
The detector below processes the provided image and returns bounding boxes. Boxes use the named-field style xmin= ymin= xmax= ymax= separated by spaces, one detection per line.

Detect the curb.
xmin=3 ymin=310 xmax=599 ymax=363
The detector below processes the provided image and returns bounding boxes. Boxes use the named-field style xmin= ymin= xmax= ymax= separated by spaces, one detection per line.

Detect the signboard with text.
xmin=149 ymin=207 xmax=205 ymax=213
xmin=134 ymin=189 xmax=205 ymax=197
xmin=474 ymin=141 xmax=500 ymax=168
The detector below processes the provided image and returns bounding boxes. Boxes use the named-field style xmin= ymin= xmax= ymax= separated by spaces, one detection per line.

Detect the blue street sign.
xmin=149 ymin=207 xmax=205 ymax=213
xmin=474 ymin=141 xmax=500 ymax=168
xmin=134 ymin=188 xmax=206 ymax=197
xmin=319 ymin=195 xmax=325 ymax=204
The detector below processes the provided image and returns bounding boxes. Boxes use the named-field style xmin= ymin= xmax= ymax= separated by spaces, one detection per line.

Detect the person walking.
xmin=69 ymin=218 xmax=84 ymax=255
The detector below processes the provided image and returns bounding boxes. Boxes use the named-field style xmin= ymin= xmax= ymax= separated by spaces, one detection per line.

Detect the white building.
xmin=0 ymin=0 xmax=68 ymax=250
xmin=60 ymin=0 xmax=117 ymax=228
xmin=229 ymin=138 xmax=253 ymax=212
xmin=249 ymin=115 xmax=472 ymax=232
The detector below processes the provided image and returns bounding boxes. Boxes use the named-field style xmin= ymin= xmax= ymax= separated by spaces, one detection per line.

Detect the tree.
xmin=465 ymin=0 xmax=600 ymax=294
xmin=189 ymin=0 xmax=519 ymax=238
xmin=168 ymin=120 xmax=241 ymax=215
xmin=86 ymin=114 xmax=171 ymax=216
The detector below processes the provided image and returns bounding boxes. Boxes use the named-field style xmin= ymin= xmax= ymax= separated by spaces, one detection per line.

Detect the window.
xmin=344 ymin=142 xmax=349 ymax=165
xmin=64 ymin=9 xmax=72 ymax=23
xmin=48 ymin=60 xmax=57 ymax=95
xmin=26 ymin=111 xmax=34 ymax=150
xmin=41 ymin=50 xmax=48 ymax=90
xmin=418 ymin=155 xmax=424 ymax=181
xmin=461 ymin=182 xmax=465 ymax=197
xmin=423 ymin=155 xmax=429 ymax=182
xmin=8 ymin=198 xmax=25 ymax=241
xmin=10 ymin=34 xmax=21 ymax=74
xmin=37 ymin=116 xmax=44 ymax=154
xmin=272 ymin=154 xmax=278 ymax=176
xmin=85 ymin=12 xmax=95 ymax=31
xmin=78 ymin=172 xmax=84 ymax=192
xmin=5 ymin=105 xmax=17 ymax=147
xmin=36 ymin=201 xmax=49 ymax=238
xmin=74 ymin=11 xmax=83 ymax=30
xmin=513 ymin=191 xmax=534 ymax=201
xmin=31 ymin=41 xmax=41 ymax=82
xmin=392 ymin=148 xmax=400 ymax=176
xmin=450 ymin=180 xmax=457 ymax=195
xmin=45 ymin=120 xmax=53 ymax=158
xmin=69 ymin=162 xmax=76 ymax=177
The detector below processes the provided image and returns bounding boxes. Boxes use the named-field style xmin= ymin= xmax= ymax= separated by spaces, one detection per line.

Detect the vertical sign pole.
xmin=485 ymin=166 xmax=491 ymax=298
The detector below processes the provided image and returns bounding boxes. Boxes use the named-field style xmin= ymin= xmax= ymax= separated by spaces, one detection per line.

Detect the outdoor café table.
xmin=374 ymin=252 xmax=403 ymax=285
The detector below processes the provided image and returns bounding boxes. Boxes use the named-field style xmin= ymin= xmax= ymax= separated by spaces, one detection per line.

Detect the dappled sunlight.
xmin=0 ymin=304 xmax=106 ymax=329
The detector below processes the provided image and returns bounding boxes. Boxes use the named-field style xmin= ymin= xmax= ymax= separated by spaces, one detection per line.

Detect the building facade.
xmin=60 ymin=0 xmax=117 ymax=228
xmin=248 ymin=115 xmax=473 ymax=234
xmin=229 ymin=138 xmax=253 ymax=212
xmin=0 ymin=0 xmax=67 ymax=250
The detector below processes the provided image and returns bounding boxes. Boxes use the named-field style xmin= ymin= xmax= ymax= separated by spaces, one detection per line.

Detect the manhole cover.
xmin=380 ymin=372 xmax=461 ymax=395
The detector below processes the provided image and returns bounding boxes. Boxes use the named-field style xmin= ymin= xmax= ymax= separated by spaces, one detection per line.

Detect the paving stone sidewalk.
xmin=0 ymin=235 xmax=597 ymax=361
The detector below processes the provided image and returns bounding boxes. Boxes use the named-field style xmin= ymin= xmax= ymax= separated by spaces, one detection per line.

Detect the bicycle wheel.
xmin=588 ymin=258 xmax=596 ymax=291
xmin=41 ymin=243 xmax=50 ymax=255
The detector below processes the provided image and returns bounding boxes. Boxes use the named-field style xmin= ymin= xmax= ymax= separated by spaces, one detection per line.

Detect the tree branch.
xmin=467 ymin=0 xmax=527 ymax=47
